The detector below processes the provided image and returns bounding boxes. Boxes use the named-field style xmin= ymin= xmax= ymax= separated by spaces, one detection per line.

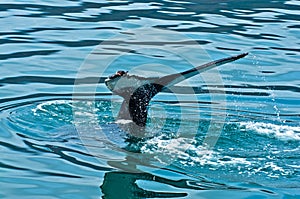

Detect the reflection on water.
xmin=101 ymin=170 xmax=278 ymax=199
xmin=0 ymin=0 xmax=300 ymax=198
xmin=101 ymin=171 xmax=187 ymax=198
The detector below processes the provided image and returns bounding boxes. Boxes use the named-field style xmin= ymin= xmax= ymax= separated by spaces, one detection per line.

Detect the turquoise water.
xmin=0 ymin=1 xmax=299 ymax=198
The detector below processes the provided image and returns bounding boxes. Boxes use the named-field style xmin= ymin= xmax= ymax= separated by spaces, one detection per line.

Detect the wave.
xmin=240 ymin=121 xmax=300 ymax=141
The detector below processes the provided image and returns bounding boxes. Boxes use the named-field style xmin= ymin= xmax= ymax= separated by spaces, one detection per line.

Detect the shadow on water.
xmin=101 ymin=171 xmax=187 ymax=198
xmin=100 ymin=170 xmax=252 ymax=199
xmin=101 ymin=170 xmax=279 ymax=199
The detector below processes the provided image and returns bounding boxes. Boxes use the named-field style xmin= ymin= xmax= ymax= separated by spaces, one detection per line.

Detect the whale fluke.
xmin=105 ymin=52 xmax=248 ymax=127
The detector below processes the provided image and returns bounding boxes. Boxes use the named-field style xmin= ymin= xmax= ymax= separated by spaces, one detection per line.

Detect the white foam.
xmin=240 ymin=122 xmax=300 ymax=141
xmin=141 ymin=136 xmax=251 ymax=168
xmin=115 ymin=119 xmax=133 ymax=125
xmin=32 ymin=100 xmax=70 ymax=115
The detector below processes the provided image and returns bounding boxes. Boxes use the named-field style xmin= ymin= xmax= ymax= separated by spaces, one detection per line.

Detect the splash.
xmin=240 ymin=121 xmax=300 ymax=141
xmin=140 ymin=135 xmax=251 ymax=169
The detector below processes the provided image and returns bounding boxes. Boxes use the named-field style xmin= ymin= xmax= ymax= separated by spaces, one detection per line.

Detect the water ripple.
xmin=1 ymin=0 xmax=300 ymax=198
xmin=0 ymin=49 xmax=59 ymax=60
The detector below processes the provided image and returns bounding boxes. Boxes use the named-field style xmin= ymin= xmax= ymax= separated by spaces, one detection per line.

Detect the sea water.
xmin=0 ymin=1 xmax=299 ymax=198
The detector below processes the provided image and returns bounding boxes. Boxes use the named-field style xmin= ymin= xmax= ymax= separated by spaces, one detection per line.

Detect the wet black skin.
xmin=105 ymin=52 xmax=248 ymax=127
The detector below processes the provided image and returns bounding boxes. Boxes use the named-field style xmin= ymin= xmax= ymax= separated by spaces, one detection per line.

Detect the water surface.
xmin=0 ymin=0 xmax=299 ymax=198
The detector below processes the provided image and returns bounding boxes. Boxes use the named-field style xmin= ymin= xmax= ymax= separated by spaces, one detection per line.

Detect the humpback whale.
xmin=105 ymin=52 xmax=248 ymax=127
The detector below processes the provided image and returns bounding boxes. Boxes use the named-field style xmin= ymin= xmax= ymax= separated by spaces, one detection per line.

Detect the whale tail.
xmin=105 ymin=52 xmax=248 ymax=126
xmin=157 ymin=52 xmax=248 ymax=88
